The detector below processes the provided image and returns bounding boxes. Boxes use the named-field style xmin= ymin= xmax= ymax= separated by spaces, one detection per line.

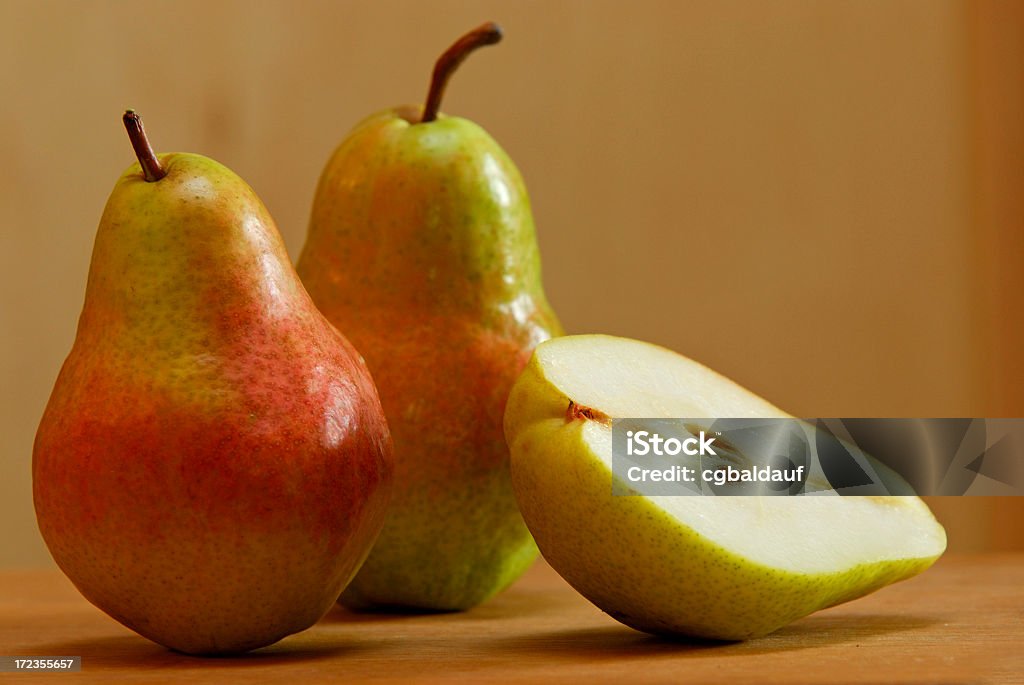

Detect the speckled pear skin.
xmin=297 ymin=107 xmax=562 ymax=610
xmin=505 ymin=349 xmax=945 ymax=641
xmin=509 ymin=422 xmax=938 ymax=640
xmin=33 ymin=153 xmax=394 ymax=654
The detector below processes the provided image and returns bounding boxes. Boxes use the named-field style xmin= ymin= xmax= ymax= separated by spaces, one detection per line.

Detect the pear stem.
xmin=122 ymin=110 xmax=166 ymax=182
xmin=420 ymin=22 xmax=503 ymax=124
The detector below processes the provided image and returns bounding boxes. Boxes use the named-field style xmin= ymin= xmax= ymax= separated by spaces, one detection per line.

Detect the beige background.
xmin=1 ymin=1 xmax=1021 ymax=567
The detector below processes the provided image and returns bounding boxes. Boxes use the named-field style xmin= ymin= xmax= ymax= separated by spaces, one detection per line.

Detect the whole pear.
xmin=505 ymin=335 xmax=947 ymax=640
xmin=33 ymin=112 xmax=393 ymax=654
xmin=297 ymin=24 xmax=562 ymax=610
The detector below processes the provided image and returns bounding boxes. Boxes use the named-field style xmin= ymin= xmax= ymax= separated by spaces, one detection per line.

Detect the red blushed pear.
xmin=297 ymin=23 xmax=563 ymax=611
xmin=33 ymin=111 xmax=393 ymax=655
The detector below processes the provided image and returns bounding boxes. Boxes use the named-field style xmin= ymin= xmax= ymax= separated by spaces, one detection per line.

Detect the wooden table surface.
xmin=1 ymin=555 xmax=1021 ymax=684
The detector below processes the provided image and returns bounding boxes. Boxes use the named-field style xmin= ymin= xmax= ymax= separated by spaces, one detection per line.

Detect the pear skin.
xmin=297 ymin=24 xmax=562 ymax=610
xmin=33 ymin=113 xmax=393 ymax=654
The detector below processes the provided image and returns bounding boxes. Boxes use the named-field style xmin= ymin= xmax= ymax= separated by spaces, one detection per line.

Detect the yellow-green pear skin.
xmin=297 ymin=28 xmax=562 ymax=610
xmin=505 ymin=335 xmax=947 ymax=640
xmin=34 ymin=142 xmax=393 ymax=654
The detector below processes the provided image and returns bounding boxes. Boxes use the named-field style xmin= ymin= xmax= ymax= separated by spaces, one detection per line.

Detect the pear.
xmin=505 ymin=334 xmax=946 ymax=640
xmin=33 ymin=112 xmax=393 ymax=655
xmin=297 ymin=23 xmax=562 ymax=611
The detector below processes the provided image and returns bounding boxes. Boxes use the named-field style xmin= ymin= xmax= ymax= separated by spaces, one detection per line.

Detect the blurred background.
xmin=1 ymin=0 xmax=1021 ymax=567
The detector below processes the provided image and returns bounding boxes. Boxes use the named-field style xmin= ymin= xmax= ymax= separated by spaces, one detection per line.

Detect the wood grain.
xmin=1 ymin=556 xmax=1020 ymax=684
xmin=969 ymin=0 xmax=1024 ymax=417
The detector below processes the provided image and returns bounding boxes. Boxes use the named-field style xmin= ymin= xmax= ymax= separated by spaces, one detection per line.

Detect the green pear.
xmin=297 ymin=23 xmax=562 ymax=610
xmin=33 ymin=112 xmax=394 ymax=654
xmin=505 ymin=334 xmax=946 ymax=640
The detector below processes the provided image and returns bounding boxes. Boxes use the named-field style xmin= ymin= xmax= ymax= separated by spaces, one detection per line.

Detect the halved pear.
xmin=504 ymin=334 xmax=946 ymax=640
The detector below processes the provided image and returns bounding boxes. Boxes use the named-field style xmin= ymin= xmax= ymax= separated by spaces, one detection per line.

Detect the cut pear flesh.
xmin=504 ymin=335 xmax=947 ymax=640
